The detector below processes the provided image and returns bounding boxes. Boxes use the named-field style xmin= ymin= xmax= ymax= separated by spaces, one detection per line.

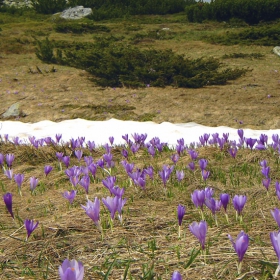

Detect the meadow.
xmin=1 ymin=2 xmax=280 ymax=279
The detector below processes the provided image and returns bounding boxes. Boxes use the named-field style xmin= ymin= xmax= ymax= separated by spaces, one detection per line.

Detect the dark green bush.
xmin=206 ymin=22 xmax=280 ymax=46
xmin=222 ymin=53 xmax=264 ymax=59
xmin=186 ymin=0 xmax=280 ymax=24
xmin=31 ymin=0 xmax=67 ymax=14
xmin=67 ymin=0 xmax=187 ymax=20
xmin=54 ymin=22 xmax=110 ymax=34
xmin=37 ymin=39 xmax=247 ymax=88
xmin=34 ymin=37 xmax=56 ymax=63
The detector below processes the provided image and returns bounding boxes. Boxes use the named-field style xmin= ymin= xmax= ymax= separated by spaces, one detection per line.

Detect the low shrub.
xmin=205 ymin=22 xmax=280 ymax=46
xmin=222 ymin=53 xmax=264 ymax=59
xmin=34 ymin=37 xmax=56 ymax=63
xmin=54 ymin=21 xmax=111 ymax=34
xmin=186 ymin=0 xmax=280 ymax=24
xmin=30 ymin=0 xmax=67 ymax=14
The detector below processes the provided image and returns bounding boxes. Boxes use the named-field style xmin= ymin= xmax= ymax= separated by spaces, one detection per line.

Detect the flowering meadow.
xmin=1 ymin=130 xmax=280 ymax=279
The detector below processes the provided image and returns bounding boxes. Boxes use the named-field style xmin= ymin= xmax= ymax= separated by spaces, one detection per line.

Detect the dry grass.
xmin=1 ymin=10 xmax=280 ymax=280
xmin=1 ymin=140 xmax=280 ymax=279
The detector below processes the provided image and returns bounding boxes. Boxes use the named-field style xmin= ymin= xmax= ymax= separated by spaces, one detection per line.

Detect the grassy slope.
xmin=0 ymin=9 xmax=280 ymax=279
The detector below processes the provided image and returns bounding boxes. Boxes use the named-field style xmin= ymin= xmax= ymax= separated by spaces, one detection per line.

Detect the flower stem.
xmin=274 ymin=264 xmax=280 ymax=278
xmin=237 ymin=261 xmax=242 ymax=275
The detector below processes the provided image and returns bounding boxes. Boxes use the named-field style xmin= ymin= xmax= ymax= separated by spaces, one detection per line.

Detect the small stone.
xmin=2 ymin=102 xmax=25 ymax=118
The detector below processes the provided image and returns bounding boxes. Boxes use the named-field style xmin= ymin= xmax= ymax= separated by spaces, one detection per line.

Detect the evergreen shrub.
xmin=35 ymin=38 xmax=248 ymax=88
xmin=186 ymin=0 xmax=280 ymax=24
xmin=54 ymin=22 xmax=110 ymax=34
xmin=31 ymin=0 xmax=67 ymax=14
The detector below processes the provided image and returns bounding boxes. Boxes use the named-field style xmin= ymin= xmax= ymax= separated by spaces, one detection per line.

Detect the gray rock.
xmin=2 ymin=102 xmax=23 ymax=118
xmin=273 ymin=46 xmax=280 ymax=57
xmin=60 ymin=6 xmax=92 ymax=20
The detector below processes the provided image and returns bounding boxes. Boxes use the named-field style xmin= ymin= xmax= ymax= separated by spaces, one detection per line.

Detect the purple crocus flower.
xmin=102 ymin=176 xmax=116 ymax=194
xmin=204 ymin=187 xmax=214 ymax=199
xmin=201 ymin=170 xmax=210 ymax=181
xmin=272 ymin=134 xmax=279 ymax=144
xmin=203 ymin=133 xmax=210 ymax=144
xmin=270 ymin=231 xmax=280 ymax=278
xmin=191 ymin=189 xmax=205 ymax=209
xmin=228 ymin=147 xmax=238 ymax=159
xmin=83 ymin=156 xmax=93 ymax=166
xmin=79 ymin=175 xmax=90 ymax=194
xmin=260 ymin=160 xmax=267 ymax=168
xmin=220 ymin=193 xmax=230 ymax=213
xmin=111 ymin=186 xmax=125 ymax=197
xmin=199 ymin=136 xmax=206 ymax=146
xmin=56 ymin=152 xmax=64 ymax=162
xmin=262 ymin=178 xmax=271 ymax=191
xmin=24 ymin=219 xmax=39 ymax=240
xmin=255 ymin=143 xmax=266 ymax=150
xmin=44 ymin=165 xmax=53 ymax=176
xmin=109 ymin=136 xmax=114 ymax=145
xmin=276 ymin=181 xmax=280 ymax=200
xmin=14 ymin=173 xmax=24 ymax=195
xmin=6 ymin=154 xmax=15 ymax=168
xmin=116 ymin=196 xmax=127 ymax=224
xmin=4 ymin=169 xmax=13 ymax=180
xmin=103 ymin=153 xmax=114 ymax=168
xmin=96 ymin=158 xmax=104 ymax=169
xmin=3 ymin=192 xmax=14 ymax=219
xmin=217 ymin=137 xmax=226 ymax=150
xmin=102 ymin=196 xmax=119 ymax=220
xmin=0 ymin=153 xmax=4 ymax=166
xmin=59 ymin=259 xmax=84 ymax=280
xmin=271 ymin=208 xmax=280 ymax=228
xmin=88 ymin=163 xmax=97 ymax=177
xmin=237 ymin=129 xmax=244 ymax=139
xmin=147 ymin=145 xmax=155 ymax=157
xmin=62 ymin=156 xmax=70 ymax=168
xmin=74 ymin=150 xmax=83 ymax=161
xmin=171 ymin=271 xmax=182 ymax=280
xmin=158 ymin=165 xmax=174 ymax=187
xmin=121 ymin=149 xmax=129 ymax=158
xmin=30 ymin=177 xmax=39 ymax=192
xmin=205 ymin=198 xmax=221 ymax=215
xmin=70 ymin=176 xmax=80 ymax=188
xmin=188 ymin=150 xmax=198 ymax=160
xmin=144 ymin=166 xmax=154 ymax=179
xmin=81 ymin=197 xmax=101 ymax=230
xmin=63 ymin=190 xmax=77 ymax=204
xmin=245 ymin=138 xmax=257 ymax=150
xmin=199 ymin=159 xmax=208 ymax=171
xmin=176 ymin=170 xmax=184 ymax=182
xmin=177 ymin=204 xmax=186 ymax=227
xmin=187 ymin=162 xmax=195 ymax=171
xmin=176 ymin=143 xmax=184 ymax=155
xmin=261 ymin=166 xmax=270 ymax=178
xmin=228 ymin=231 xmax=249 ymax=274
xmin=135 ymin=177 xmax=146 ymax=190
xmin=232 ymin=195 xmax=247 ymax=217
xmin=189 ymin=221 xmax=207 ymax=250
xmin=130 ymin=143 xmax=140 ymax=154
xmin=55 ymin=134 xmax=62 ymax=144
xmin=171 ymin=154 xmax=180 ymax=164
xmin=87 ymin=140 xmax=95 ymax=152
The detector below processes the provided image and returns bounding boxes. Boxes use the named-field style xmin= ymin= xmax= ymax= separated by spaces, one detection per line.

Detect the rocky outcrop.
xmin=3 ymin=0 xmax=32 ymax=8
xmin=2 ymin=1 xmax=92 ymax=20
xmin=60 ymin=6 xmax=92 ymax=20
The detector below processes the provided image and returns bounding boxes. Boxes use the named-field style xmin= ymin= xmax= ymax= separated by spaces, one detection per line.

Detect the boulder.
xmin=273 ymin=46 xmax=280 ymax=57
xmin=60 ymin=6 xmax=92 ymax=20
xmin=2 ymin=102 xmax=25 ymax=118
